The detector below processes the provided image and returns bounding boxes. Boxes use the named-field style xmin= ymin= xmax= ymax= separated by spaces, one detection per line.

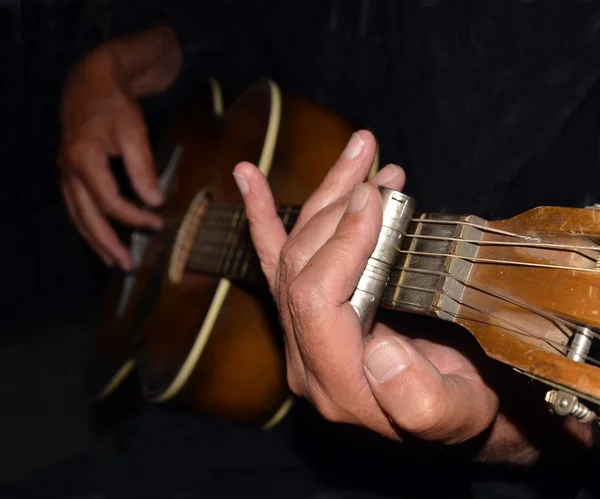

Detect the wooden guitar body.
xmin=386 ymin=206 xmax=600 ymax=410
xmin=89 ymin=79 xmax=373 ymax=427
xmin=462 ymin=208 xmax=600 ymax=405
xmin=89 ymin=78 xmax=600 ymax=428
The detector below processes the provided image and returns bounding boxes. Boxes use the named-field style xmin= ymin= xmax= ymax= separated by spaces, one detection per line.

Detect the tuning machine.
xmin=546 ymin=203 xmax=600 ymax=422
xmin=545 ymin=327 xmax=599 ymax=424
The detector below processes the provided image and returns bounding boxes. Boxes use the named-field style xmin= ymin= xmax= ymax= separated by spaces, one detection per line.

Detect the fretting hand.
xmin=234 ymin=130 xmax=507 ymax=453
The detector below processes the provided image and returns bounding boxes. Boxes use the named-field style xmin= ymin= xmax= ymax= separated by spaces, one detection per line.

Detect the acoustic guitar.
xmin=89 ymin=78 xmax=600 ymax=430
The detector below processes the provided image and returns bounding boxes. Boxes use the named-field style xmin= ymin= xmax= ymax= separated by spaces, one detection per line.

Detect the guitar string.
xmin=395 ymin=249 xmax=600 ymax=273
xmin=160 ymin=200 xmax=598 ymax=238
xmin=392 ymin=234 xmax=599 ymax=257
xmin=161 ymin=203 xmax=600 ymax=247
xmin=146 ymin=224 xmax=599 ymax=343
xmin=186 ymin=236 xmax=600 ymax=366
xmin=181 ymin=212 xmax=599 ymax=264
xmin=170 ymin=203 xmax=600 ymax=254
xmin=186 ymin=230 xmax=600 ymax=274
xmin=173 ymin=200 xmax=599 ymax=244
xmin=185 ymin=219 xmax=600 ymax=357
xmin=387 ymin=266 xmax=599 ymax=339
xmin=386 ymin=287 xmax=600 ymax=367
xmin=391 ymin=288 xmax=600 ymax=366
xmin=159 ymin=206 xmax=600 ymax=316
xmin=183 ymin=224 xmax=600 ymax=255
xmin=144 ymin=213 xmax=600 ymax=367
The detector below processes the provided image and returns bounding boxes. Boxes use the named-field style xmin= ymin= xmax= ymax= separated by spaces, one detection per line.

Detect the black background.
xmin=3 ymin=2 xmax=599 ymax=498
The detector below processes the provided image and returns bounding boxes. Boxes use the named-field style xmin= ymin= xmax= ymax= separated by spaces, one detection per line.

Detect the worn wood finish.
xmin=447 ymin=206 xmax=600 ymax=404
xmin=137 ymin=82 xmax=359 ymax=425
xmin=87 ymin=82 xmax=219 ymax=399
xmin=92 ymin=79 xmax=360 ymax=427
xmin=91 ymin=79 xmax=600 ymax=427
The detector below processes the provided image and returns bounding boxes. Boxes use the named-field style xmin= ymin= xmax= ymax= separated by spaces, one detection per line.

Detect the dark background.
xmin=2 ymin=2 xmax=599 ymax=498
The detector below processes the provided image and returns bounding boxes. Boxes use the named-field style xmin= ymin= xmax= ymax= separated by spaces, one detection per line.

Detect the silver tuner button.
xmin=545 ymin=327 xmax=598 ymax=424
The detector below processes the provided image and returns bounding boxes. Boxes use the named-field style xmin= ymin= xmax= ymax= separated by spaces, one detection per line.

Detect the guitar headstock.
xmin=439 ymin=205 xmax=600 ymax=422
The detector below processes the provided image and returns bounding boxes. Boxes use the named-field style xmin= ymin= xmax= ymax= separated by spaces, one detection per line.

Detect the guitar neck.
xmin=186 ymin=203 xmax=300 ymax=285
xmin=186 ymin=202 xmax=485 ymax=319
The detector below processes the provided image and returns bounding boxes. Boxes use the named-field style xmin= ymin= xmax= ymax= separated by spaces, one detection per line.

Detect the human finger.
xmin=363 ymin=335 xmax=499 ymax=443
xmin=70 ymin=142 xmax=163 ymax=229
xmin=278 ymin=163 xmax=405 ymax=285
xmin=70 ymin=177 xmax=134 ymax=271
xmin=61 ymin=180 xmax=115 ymax=266
xmin=232 ymin=161 xmax=288 ymax=292
xmin=116 ymin=114 xmax=164 ymax=207
xmin=291 ymin=130 xmax=377 ymax=235
xmin=284 ymin=182 xmax=383 ymax=393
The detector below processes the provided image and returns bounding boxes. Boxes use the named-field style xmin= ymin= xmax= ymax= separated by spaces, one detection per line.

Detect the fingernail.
xmin=365 ymin=340 xmax=410 ymax=383
xmin=121 ymin=260 xmax=134 ymax=273
xmin=145 ymin=188 xmax=164 ymax=206
xmin=347 ymin=183 xmax=369 ymax=212
xmin=342 ymin=133 xmax=365 ymax=159
xmin=373 ymin=164 xmax=400 ymax=185
xmin=233 ymin=172 xmax=249 ymax=196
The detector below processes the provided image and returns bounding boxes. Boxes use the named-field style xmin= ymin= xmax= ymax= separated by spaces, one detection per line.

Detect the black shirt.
xmin=156 ymin=0 xmax=600 ymax=494
xmin=9 ymin=2 xmax=600 ymax=498
xmin=161 ymin=0 xmax=600 ymax=219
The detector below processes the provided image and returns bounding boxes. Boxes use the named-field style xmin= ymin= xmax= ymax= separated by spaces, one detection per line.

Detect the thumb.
xmin=363 ymin=336 xmax=497 ymax=444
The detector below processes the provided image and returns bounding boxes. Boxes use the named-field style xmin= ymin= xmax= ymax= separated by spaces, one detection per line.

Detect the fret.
xmin=382 ymin=213 xmax=466 ymax=315
xmin=186 ymin=203 xmax=298 ymax=284
xmin=382 ymin=212 xmax=487 ymax=318
xmin=198 ymin=205 xmax=215 ymax=270
xmin=189 ymin=203 xmax=488 ymax=301
xmin=230 ymin=244 xmax=247 ymax=280
xmin=390 ymin=212 xmax=426 ymax=305
xmin=218 ymin=208 xmax=242 ymax=277
xmin=282 ymin=205 xmax=299 ymax=233
xmin=280 ymin=204 xmax=296 ymax=233
xmin=228 ymin=209 xmax=249 ymax=280
xmin=183 ymin=201 xmax=492 ymax=328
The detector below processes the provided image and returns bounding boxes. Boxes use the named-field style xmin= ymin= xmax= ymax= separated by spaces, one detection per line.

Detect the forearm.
xmin=95 ymin=24 xmax=183 ymax=98
xmin=479 ymin=412 xmax=594 ymax=465
xmin=476 ymin=373 xmax=595 ymax=465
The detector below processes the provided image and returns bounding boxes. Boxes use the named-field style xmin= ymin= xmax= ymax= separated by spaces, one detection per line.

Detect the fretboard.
xmin=381 ymin=213 xmax=475 ymax=316
xmin=185 ymin=203 xmax=478 ymax=317
xmin=186 ymin=203 xmax=300 ymax=284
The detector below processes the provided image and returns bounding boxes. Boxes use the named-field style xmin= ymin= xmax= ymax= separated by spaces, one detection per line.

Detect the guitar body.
xmin=89 ymin=79 xmax=374 ymax=427
xmin=89 ymin=78 xmax=599 ymax=428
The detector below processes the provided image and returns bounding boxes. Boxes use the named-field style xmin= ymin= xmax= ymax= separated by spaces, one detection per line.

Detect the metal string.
xmin=387 ymin=287 xmax=600 ymax=367
xmin=170 ymin=203 xmax=600 ymax=273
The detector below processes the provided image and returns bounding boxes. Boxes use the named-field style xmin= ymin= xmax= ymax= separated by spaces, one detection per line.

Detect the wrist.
xmin=477 ymin=408 xmax=595 ymax=466
xmin=102 ymin=24 xmax=183 ymax=97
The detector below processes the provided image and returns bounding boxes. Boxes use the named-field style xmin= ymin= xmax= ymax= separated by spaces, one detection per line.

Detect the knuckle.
xmin=96 ymin=193 xmax=119 ymax=215
xmin=279 ymin=241 xmax=302 ymax=279
xmin=259 ymin=256 xmax=279 ymax=279
xmin=122 ymin=111 xmax=149 ymax=138
xmin=287 ymin=278 xmax=325 ymax=319
xmin=64 ymin=142 xmax=85 ymax=166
